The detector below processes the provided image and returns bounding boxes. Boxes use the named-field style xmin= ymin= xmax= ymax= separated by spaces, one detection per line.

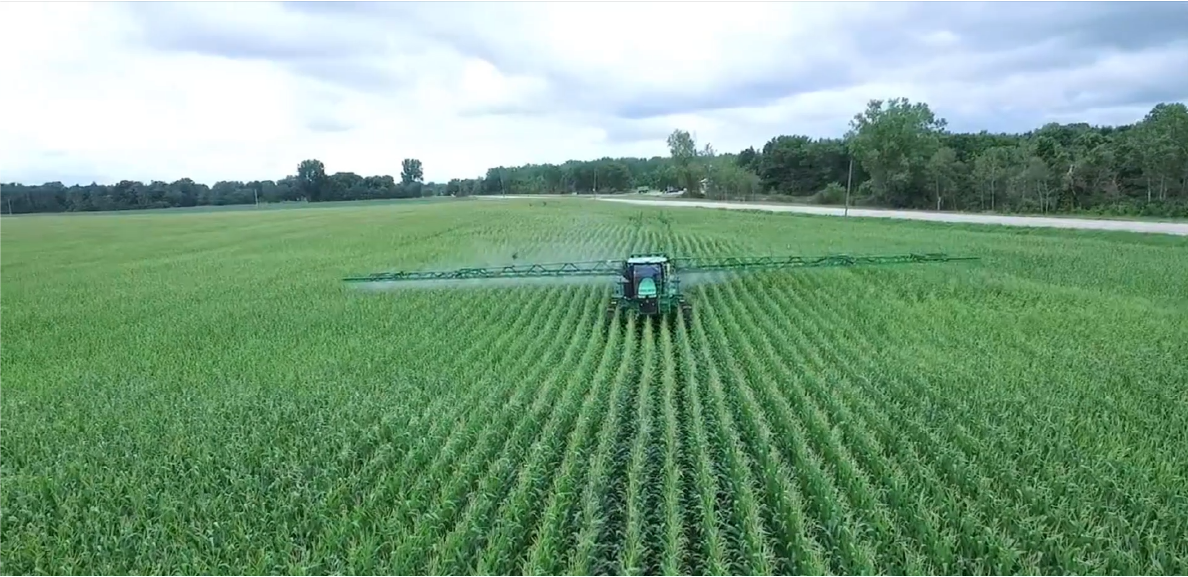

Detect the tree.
xmin=926 ymin=146 xmax=960 ymax=211
xmin=297 ymin=159 xmax=327 ymax=202
xmin=973 ymin=147 xmax=1009 ymax=211
xmin=1021 ymin=155 xmax=1054 ymax=213
xmin=667 ymin=129 xmax=704 ymax=196
xmin=706 ymin=156 xmax=761 ymax=200
xmin=6 ymin=98 xmax=1188 ymax=218
xmin=666 ymin=129 xmax=697 ymax=162
xmin=400 ymin=158 xmax=424 ymax=185
xmin=758 ymin=135 xmax=851 ymax=194
xmin=736 ymin=146 xmax=760 ymax=172
xmin=599 ymin=161 xmax=633 ymax=192
xmin=1135 ymin=103 xmax=1188 ymax=202
xmin=845 ymin=98 xmax=947 ymax=208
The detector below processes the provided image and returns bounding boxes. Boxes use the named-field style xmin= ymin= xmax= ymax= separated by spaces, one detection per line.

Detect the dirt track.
xmin=597 ymin=198 xmax=1188 ymax=236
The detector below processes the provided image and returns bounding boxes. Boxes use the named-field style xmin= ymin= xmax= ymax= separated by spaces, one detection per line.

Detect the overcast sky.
xmin=3 ymin=2 xmax=1186 ymax=186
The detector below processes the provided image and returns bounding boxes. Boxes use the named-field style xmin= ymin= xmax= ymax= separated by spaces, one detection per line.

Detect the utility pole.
xmin=845 ymin=155 xmax=853 ymax=217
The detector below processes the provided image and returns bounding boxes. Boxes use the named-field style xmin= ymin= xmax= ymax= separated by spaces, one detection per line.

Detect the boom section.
xmin=343 ymin=260 xmax=623 ymax=283
xmin=674 ymin=252 xmax=976 ymax=273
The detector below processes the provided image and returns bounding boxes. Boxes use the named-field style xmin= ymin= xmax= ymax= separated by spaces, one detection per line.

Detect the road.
xmin=597 ymin=198 xmax=1188 ymax=236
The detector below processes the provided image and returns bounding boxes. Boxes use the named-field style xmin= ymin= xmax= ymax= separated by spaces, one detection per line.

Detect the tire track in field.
xmin=520 ymin=313 xmax=626 ymax=575
xmin=468 ymin=287 xmax=615 ymax=571
xmin=654 ymin=229 xmax=709 ymax=574
xmin=514 ymin=223 xmax=654 ymax=575
xmin=432 ymin=285 xmax=608 ymax=574
xmin=323 ymin=283 xmax=510 ymax=518
xmin=700 ymin=275 xmax=878 ymax=574
xmin=593 ymin=318 xmax=644 ymax=575
xmin=707 ymin=277 xmax=886 ymax=572
xmin=687 ymin=309 xmax=778 ymax=574
xmin=758 ymin=272 xmax=992 ymax=573
xmin=801 ymin=270 xmax=1181 ymax=573
xmin=716 ymin=275 xmax=932 ymax=573
xmin=566 ymin=315 xmax=641 ymax=575
xmin=656 ymin=321 xmax=687 ymax=575
xmin=773 ymin=272 xmax=1026 ymax=573
xmin=673 ymin=313 xmax=731 ymax=575
xmin=669 ymin=232 xmax=738 ymax=574
xmin=346 ymin=282 xmax=570 ymax=555
xmin=669 ymin=318 xmax=709 ymax=576
xmin=794 ymin=270 xmax=1078 ymax=570
xmin=600 ymin=221 xmax=659 ymax=577
xmin=672 ymin=225 xmax=899 ymax=572
xmin=541 ymin=221 xmax=651 ymax=575
xmin=374 ymin=285 xmax=590 ymax=572
xmin=388 ymin=285 xmax=601 ymax=572
xmin=615 ymin=320 xmax=660 ymax=575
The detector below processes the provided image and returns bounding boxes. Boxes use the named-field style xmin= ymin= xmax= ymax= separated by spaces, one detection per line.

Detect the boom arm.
xmin=343 ymin=260 xmax=623 ymax=283
xmin=342 ymin=252 xmax=976 ymax=283
xmin=674 ymin=252 xmax=977 ymax=273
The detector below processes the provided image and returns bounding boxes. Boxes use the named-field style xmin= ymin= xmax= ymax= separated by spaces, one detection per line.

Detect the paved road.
xmin=598 ymin=198 xmax=1188 ymax=236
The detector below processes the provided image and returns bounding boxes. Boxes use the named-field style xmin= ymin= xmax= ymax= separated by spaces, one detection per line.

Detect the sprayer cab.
xmin=609 ymin=254 xmax=692 ymax=321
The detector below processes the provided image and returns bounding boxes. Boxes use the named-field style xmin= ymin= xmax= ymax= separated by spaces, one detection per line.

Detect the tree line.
xmin=3 ymin=98 xmax=1186 ymax=217
xmin=0 ymin=157 xmax=441 ymax=213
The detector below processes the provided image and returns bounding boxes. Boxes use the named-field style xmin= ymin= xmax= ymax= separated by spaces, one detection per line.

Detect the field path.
xmin=596 ymin=197 xmax=1188 ymax=236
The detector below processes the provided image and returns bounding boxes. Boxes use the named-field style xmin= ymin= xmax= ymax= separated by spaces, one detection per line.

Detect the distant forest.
xmin=3 ymin=98 xmax=1186 ymax=218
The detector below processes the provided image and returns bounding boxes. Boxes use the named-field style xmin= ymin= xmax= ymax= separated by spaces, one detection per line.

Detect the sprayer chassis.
xmin=603 ymin=254 xmax=693 ymax=322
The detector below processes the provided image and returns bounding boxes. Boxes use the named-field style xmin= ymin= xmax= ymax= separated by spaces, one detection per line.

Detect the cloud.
xmin=1 ymin=1 xmax=1185 ymax=186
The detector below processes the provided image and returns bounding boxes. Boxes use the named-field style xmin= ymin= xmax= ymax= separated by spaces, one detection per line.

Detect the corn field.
xmin=3 ymin=198 xmax=1187 ymax=574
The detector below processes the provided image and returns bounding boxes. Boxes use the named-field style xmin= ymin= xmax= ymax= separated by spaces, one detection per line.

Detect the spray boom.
xmin=343 ymin=251 xmax=977 ymax=322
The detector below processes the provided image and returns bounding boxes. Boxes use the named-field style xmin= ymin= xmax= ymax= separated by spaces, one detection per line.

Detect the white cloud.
xmin=1 ymin=2 xmax=1185 ymax=186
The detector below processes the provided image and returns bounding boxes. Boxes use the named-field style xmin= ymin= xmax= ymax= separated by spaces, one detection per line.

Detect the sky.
xmin=2 ymin=1 xmax=1186 ymax=186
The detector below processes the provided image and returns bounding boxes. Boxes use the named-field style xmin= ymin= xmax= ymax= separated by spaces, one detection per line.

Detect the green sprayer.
xmin=343 ymin=252 xmax=977 ymax=323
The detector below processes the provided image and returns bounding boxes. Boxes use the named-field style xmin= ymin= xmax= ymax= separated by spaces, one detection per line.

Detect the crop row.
xmin=3 ymin=203 xmax=1186 ymax=574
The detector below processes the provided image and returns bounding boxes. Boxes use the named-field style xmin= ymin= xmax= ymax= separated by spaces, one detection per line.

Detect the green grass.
xmin=3 ymin=198 xmax=1187 ymax=574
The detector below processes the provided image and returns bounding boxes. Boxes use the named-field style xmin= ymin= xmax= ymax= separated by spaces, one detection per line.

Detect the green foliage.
xmin=668 ymin=129 xmax=704 ymax=196
xmin=812 ymin=182 xmax=847 ymax=205
xmin=667 ymin=129 xmax=698 ymax=162
xmin=2 ymin=102 xmax=1186 ymax=218
xmin=846 ymin=98 xmax=947 ymax=207
xmin=401 ymin=158 xmax=425 ymax=185
xmin=3 ymin=199 xmax=1187 ymax=574
xmin=297 ymin=158 xmax=328 ymax=201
